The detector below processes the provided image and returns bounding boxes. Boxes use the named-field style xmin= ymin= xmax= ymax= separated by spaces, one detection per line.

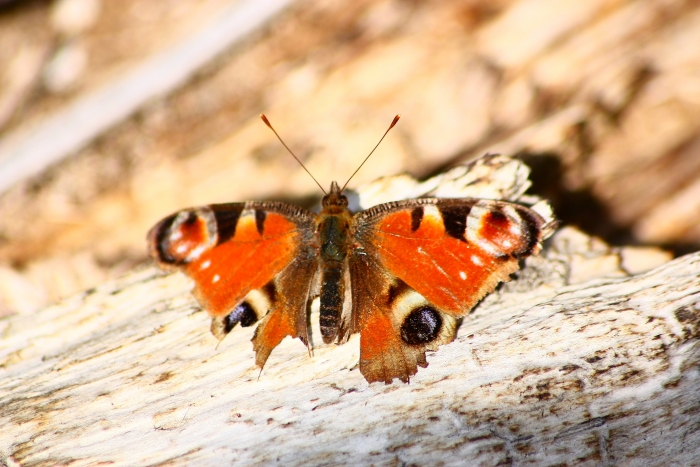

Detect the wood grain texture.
xmin=0 ymin=1 xmax=698 ymax=464
xmin=0 ymin=156 xmax=697 ymax=465
xmin=1 ymin=0 xmax=699 ymax=257
xmin=1 ymin=233 xmax=698 ymax=466
xmin=1 ymin=0 xmax=699 ymax=317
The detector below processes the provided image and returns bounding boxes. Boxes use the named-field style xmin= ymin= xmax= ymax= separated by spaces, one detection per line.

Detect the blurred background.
xmin=0 ymin=0 xmax=698 ymax=317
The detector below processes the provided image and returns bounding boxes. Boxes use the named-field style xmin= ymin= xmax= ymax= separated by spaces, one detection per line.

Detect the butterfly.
xmin=147 ymin=115 xmax=556 ymax=384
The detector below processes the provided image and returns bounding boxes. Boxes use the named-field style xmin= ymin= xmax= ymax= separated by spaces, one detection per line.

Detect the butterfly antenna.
xmin=341 ymin=114 xmax=400 ymax=192
xmin=260 ymin=114 xmax=326 ymax=195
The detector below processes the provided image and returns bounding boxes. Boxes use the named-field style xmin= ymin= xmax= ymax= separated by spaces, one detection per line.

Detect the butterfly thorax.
xmin=316 ymin=181 xmax=355 ymax=343
xmin=317 ymin=182 xmax=353 ymax=259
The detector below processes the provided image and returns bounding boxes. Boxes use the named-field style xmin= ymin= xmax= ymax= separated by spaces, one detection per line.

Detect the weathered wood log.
xmin=1 ymin=160 xmax=698 ymax=466
xmin=1 ymin=234 xmax=698 ymax=466
xmin=1 ymin=0 xmax=699 ymax=319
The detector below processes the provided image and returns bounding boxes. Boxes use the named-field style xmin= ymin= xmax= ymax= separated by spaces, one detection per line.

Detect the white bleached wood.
xmin=1 ymin=237 xmax=698 ymax=466
xmin=1 ymin=161 xmax=698 ymax=466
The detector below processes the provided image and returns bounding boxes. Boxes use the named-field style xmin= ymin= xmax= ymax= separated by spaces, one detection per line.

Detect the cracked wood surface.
xmin=2 ymin=0 xmax=700 ymax=312
xmin=0 ymin=163 xmax=698 ymax=465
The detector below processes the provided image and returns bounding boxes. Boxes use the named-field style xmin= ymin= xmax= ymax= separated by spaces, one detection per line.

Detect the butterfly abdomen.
xmin=317 ymin=206 xmax=352 ymax=344
xmin=319 ymin=262 xmax=344 ymax=343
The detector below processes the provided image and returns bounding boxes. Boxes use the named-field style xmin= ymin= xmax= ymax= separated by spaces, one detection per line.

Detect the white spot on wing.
xmin=503 ymin=240 xmax=513 ymax=248
xmin=188 ymin=245 xmax=206 ymax=261
xmin=240 ymin=209 xmax=256 ymax=221
xmin=467 ymin=204 xmax=500 ymax=257
xmin=502 ymin=207 xmax=522 ymax=235
xmin=471 ymin=255 xmax=483 ymax=266
xmin=200 ymin=259 xmax=211 ymax=270
xmin=459 ymin=271 xmax=467 ymax=280
xmin=212 ymin=274 xmax=220 ymax=283
xmin=176 ymin=245 xmax=187 ymax=254
xmin=170 ymin=230 xmax=183 ymax=241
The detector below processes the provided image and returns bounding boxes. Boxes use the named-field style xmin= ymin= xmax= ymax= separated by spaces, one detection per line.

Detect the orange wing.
xmin=350 ymin=198 xmax=552 ymax=383
xmin=349 ymin=252 xmax=457 ymax=384
xmin=148 ymin=202 xmax=318 ymax=366
xmin=354 ymin=198 xmax=550 ymax=316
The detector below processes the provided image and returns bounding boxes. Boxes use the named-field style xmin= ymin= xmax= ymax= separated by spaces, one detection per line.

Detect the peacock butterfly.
xmin=147 ymin=115 xmax=557 ymax=384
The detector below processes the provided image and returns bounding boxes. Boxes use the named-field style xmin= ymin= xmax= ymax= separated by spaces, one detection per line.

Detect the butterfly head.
xmin=321 ymin=181 xmax=349 ymax=212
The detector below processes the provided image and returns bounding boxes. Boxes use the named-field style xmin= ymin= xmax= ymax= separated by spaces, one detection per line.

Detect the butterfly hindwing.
xmin=350 ymin=252 xmax=457 ymax=383
xmin=148 ymin=201 xmax=317 ymax=364
xmin=251 ymin=251 xmax=317 ymax=368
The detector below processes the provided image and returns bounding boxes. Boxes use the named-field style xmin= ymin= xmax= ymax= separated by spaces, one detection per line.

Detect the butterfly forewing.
xmin=353 ymin=198 xmax=548 ymax=316
xmin=148 ymin=201 xmax=316 ymax=332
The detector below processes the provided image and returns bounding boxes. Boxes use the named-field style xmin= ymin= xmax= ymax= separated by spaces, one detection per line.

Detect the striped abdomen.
xmin=317 ymin=210 xmax=351 ymax=344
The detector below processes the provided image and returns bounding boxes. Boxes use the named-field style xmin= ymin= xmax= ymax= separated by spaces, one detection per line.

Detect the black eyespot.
xmin=153 ymin=212 xmax=197 ymax=264
xmin=400 ymin=307 xmax=442 ymax=345
xmin=224 ymin=302 xmax=258 ymax=333
xmin=152 ymin=214 xmax=178 ymax=263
